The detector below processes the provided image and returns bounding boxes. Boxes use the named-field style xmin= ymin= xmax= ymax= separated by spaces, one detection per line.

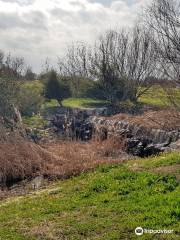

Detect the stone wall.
xmin=90 ymin=116 xmax=180 ymax=156
xmin=91 ymin=117 xmax=180 ymax=144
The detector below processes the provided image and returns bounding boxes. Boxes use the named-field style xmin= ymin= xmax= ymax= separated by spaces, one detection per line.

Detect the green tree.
xmin=45 ymin=70 xmax=71 ymax=106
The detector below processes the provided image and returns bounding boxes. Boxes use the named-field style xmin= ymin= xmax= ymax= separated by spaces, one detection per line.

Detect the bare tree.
xmin=0 ymin=53 xmax=25 ymax=79
xmin=0 ymin=50 xmax=4 ymax=70
xmin=58 ymin=42 xmax=90 ymax=78
xmin=0 ymin=51 xmax=24 ymax=125
xmin=146 ymin=0 xmax=180 ymax=85
xmin=90 ymin=30 xmax=127 ymax=104
xmin=24 ymin=66 xmax=36 ymax=81
xmin=58 ymin=42 xmax=91 ymax=97
xmin=125 ymin=26 xmax=157 ymax=101
xmin=58 ymin=27 xmax=157 ymax=105
xmin=90 ymin=28 xmax=157 ymax=104
xmin=42 ymin=57 xmax=51 ymax=74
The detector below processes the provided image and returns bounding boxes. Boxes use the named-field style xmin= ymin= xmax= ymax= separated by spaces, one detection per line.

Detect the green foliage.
xmin=18 ymin=81 xmax=44 ymax=116
xmin=85 ymin=80 xmax=107 ymax=100
xmin=59 ymin=75 xmax=107 ymax=100
xmin=140 ymin=85 xmax=180 ymax=108
xmin=98 ymin=75 xmax=128 ymax=104
xmin=44 ymin=71 xmax=71 ymax=105
xmin=0 ymin=153 xmax=179 ymax=239
xmin=23 ymin=115 xmax=48 ymax=129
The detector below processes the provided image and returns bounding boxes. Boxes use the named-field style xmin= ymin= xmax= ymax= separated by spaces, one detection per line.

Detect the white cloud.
xmin=0 ymin=0 xmax=35 ymax=6
xmin=0 ymin=0 xmax=151 ymax=72
xmin=111 ymin=1 xmax=129 ymax=11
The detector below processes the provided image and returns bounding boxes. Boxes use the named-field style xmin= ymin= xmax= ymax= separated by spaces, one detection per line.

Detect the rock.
xmin=31 ymin=175 xmax=44 ymax=190
xmin=169 ymin=140 xmax=180 ymax=151
xmin=143 ymin=143 xmax=165 ymax=157
xmin=91 ymin=116 xmax=180 ymax=157
xmin=126 ymin=139 xmax=169 ymax=157
xmin=50 ymin=110 xmax=95 ymax=141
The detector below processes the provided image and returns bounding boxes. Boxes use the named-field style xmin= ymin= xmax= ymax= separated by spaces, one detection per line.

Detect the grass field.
xmin=140 ymin=86 xmax=180 ymax=107
xmin=0 ymin=152 xmax=179 ymax=240
xmin=42 ymin=86 xmax=180 ymax=111
xmin=41 ymin=98 xmax=106 ymax=110
xmin=63 ymin=98 xmax=107 ymax=109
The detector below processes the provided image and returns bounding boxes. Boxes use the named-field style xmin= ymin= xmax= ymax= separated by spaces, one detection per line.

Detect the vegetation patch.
xmin=126 ymin=152 xmax=180 ymax=169
xmin=140 ymin=86 xmax=180 ymax=108
xmin=0 ymin=153 xmax=179 ymax=240
xmin=63 ymin=98 xmax=107 ymax=109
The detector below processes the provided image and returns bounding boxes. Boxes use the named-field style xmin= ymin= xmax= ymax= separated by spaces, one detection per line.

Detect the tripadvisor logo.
xmin=135 ymin=227 xmax=174 ymax=236
xmin=135 ymin=227 xmax=144 ymax=236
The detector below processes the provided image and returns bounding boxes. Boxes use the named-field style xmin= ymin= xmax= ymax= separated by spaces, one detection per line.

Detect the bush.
xmin=18 ymin=81 xmax=44 ymax=116
xmin=85 ymin=80 xmax=106 ymax=99
xmin=44 ymin=71 xmax=71 ymax=106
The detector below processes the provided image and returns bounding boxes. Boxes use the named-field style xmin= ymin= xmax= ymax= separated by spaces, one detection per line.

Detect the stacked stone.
xmin=91 ymin=116 xmax=180 ymax=157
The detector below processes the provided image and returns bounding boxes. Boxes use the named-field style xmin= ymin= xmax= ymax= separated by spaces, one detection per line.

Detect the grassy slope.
xmin=140 ymin=86 xmax=180 ymax=107
xmin=0 ymin=152 xmax=179 ymax=240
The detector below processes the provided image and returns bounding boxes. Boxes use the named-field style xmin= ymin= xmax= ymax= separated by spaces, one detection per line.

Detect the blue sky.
xmin=0 ymin=0 xmax=150 ymax=72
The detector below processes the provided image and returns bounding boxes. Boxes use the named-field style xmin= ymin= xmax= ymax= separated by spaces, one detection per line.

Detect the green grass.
xmin=127 ymin=152 xmax=180 ymax=170
xmin=41 ymin=98 xmax=106 ymax=110
xmin=0 ymin=152 xmax=179 ymax=240
xmin=63 ymin=98 xmax=106 ymax=109
xmin=42 ymin=86 xmax=180 ymax=111
xmin=62 ymin=86 xmax=180 ymax=109
xmin=23 ymin=115 xmax=48 ymax=129
xmin=140 ymin=86 xmax=180 ymax=107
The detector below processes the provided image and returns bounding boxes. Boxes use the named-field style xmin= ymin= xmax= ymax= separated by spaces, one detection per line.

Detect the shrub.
xmin=44 ymin=71 xmax=71 ymax=106
xmin=18 ymin=80 xmax=44 ymax=116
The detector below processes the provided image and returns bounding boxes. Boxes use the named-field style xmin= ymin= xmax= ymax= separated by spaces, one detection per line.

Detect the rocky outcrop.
xmin=50 ymin=110 xmax=94 ymax=141
xmin=91 ymin=116 xmax=180 ymax=157
xmin=28 ymin=107 xmax=180 ymax=157
xmin=91 ymin=117 xmax=180 ymax=143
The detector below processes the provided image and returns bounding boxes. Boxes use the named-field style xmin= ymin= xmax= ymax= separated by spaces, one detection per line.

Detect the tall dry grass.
xmin=0 ymin=137 xmax=127 ymax=188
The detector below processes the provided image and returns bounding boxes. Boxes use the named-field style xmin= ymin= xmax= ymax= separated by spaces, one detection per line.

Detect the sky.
xmin=0 ymin=0 xmax=151 ymax=72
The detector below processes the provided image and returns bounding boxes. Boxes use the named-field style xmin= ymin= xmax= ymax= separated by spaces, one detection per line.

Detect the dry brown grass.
xmin=0 ymin=140 xmax=58 ymax=187
xmin=0 ymin=136 xmax=127 ymax=188
xmin=109 ymin=110 xmax=180 ymax=130
xmin=44 ymin=137 xmax=127 ymax=179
